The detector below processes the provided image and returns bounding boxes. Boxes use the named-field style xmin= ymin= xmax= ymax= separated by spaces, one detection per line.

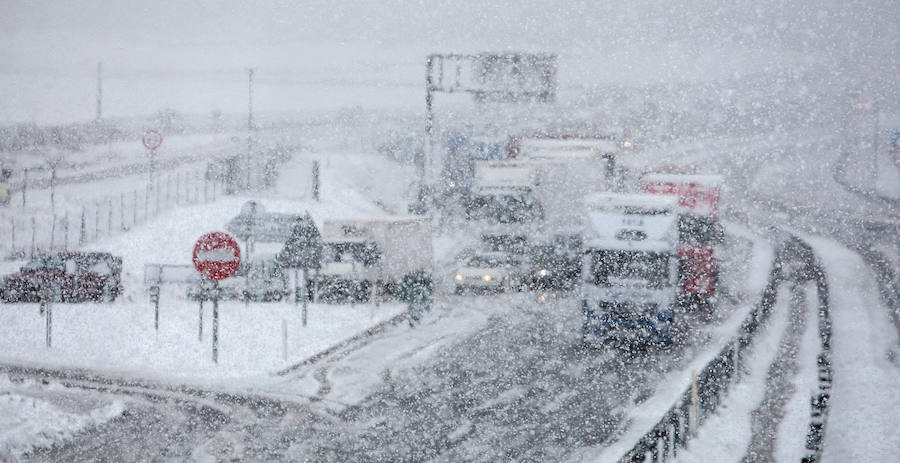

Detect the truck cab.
xmin=315 ymin=238 xmax=380 ymax=302
xmin=580 ymin=193 xmax=680 ymax=345
xmin=314 ymin=216 xmax=432 ymax=303
xmin=641 ymin=173 xmax=724 ymax=311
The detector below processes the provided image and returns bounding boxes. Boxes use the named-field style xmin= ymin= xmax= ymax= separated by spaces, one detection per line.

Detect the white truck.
xmin=472 ymin=136 xmax=620 ymax=289
xmin=580 ymin=193 xmax=680 ymax=345
xmin=314 ymin=215 xmax=432 ymax=302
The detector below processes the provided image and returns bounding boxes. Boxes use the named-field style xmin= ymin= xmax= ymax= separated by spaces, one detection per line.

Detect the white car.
xmin=453 ymin=252 xmax=527 ymax=294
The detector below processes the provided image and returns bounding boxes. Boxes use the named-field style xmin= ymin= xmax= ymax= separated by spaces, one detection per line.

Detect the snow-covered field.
xmin=0 ymin=148 xmax=414 ymax=386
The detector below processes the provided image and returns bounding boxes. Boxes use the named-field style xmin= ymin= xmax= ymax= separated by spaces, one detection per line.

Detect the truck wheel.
xmin=454 ymin=285 xmax=463 ymax=295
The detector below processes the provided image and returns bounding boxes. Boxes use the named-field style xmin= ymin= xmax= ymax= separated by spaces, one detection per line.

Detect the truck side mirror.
xmin=713 ymin=223 xmax=725 ymax=244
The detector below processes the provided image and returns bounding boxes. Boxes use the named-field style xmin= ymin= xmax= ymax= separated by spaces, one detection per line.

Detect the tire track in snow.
xmin=741 ymin=282 xmax=810 ymax=462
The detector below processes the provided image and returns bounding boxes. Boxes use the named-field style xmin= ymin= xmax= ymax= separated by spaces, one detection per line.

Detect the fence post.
xmin=63 ymin=212 xmax=68 ymax=251
xmin=689 ymin=370 xmax=699 ymax=437
xmin=95 ymin=202 xmax=101 ymax=239
xmin=282 ymin=319 xmax=288 ymax=361
xmin=50 ymin=214 xmax=56 ymax=252
xmin=29 ymin=217 xmax=36 ymax=258
xmin=133 ymin=190 xmax=138 ymax=226
xmin=9 ymin=218 xmax=14 ymax=256
xmin=79 ymin=207 xmax=86 ymax=246
xmin=107 ymin=198 xmax=112 ymax=235
xmin=120 ymin=192 xmax=125 ymax=230
xmin=733 ymin=339 xmax=740 ymax=379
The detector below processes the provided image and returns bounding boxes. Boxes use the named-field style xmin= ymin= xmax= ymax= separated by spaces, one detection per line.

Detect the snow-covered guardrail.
xmin=801 ymin=247 xmax=831 ymax=463
xmin=617 ymin=236 xmax=831 ymax=463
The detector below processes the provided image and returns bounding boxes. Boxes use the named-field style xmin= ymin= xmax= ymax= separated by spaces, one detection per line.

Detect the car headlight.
xmin=537 ymin=269 xmax=549 ymax=277
xmin=455 ymin=274 xmax=463 ymax=281
xmin=482 ymin=275 xmax=492 ymax=282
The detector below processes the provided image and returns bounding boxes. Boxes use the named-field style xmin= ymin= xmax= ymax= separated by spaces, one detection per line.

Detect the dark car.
xmin=527 ymin=234 xmax=583 ymax=290
xmin=0 ymin=252 xmax=123 ymax=303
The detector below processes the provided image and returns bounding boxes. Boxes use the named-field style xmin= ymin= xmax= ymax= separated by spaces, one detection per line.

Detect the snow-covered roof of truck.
xmin=584 ymin=192 xmax=678 ymax=212
xmin=583 ymin=194 xmax=679 ymax=252
xmin=322 ymin=215 xmax=431 ymax=224
xmin=640 ymin=173 xmax=724 ymax=187
xmin=517 ymin=137 xmax=618 ymax=156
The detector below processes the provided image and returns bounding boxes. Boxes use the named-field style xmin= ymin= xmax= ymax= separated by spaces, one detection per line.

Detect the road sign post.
xmin=149 ymin=285 xmax=160 ymax=331
xmin=143 ymin=130 xmax=163 ymax=186
xmin=193 ymin=232 xmax=241 ymax=364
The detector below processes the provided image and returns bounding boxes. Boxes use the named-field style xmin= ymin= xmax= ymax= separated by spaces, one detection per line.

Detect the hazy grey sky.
xmin=1 ymin=1 xmax=895 ymax=123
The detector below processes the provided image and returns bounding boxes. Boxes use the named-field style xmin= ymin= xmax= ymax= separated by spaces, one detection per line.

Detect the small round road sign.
xmin=192 ymin=232 xmax=241 ymax=280
xmin=142 ymin=129 xmax=163 ymax=150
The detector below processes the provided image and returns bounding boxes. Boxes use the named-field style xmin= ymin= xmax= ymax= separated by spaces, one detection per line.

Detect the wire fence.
xmin=3 ymin=169 xmax=222 ymax=260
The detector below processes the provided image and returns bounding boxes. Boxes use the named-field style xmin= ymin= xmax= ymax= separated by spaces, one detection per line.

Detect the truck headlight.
xmin=537 ymin=269 xmax=549 ymax=277
xmin=455 ymin=274 xmax=463 ymax=281
xmin=482 ymin=275 xmax=492 ymax=282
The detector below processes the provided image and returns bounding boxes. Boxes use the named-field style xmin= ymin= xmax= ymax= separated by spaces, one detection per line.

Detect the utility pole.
xmin=873 ymin=104 xmax=880 ymax=187
xmin=96 ymin=62 xmax=103 ymax=121
xmin=248 ymin=68 xmax=254 ymax=132
xmin=424 ymin=55 xmax=435 ymax=185
xmin=246 ymin=67 xmax=255 ymax=191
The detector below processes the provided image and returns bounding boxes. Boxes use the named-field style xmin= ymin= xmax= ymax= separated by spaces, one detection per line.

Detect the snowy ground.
xmin=0 ymin=375 xmax=125 ymax=460
xmin=0 ymin=147 xmax=415 ymax=387
xmin=809 ymin=237 xmax=900 ymax=462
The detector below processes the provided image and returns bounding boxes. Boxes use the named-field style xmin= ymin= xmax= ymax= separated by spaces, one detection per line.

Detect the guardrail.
xmin=617 ymin=236 xmax=830 ymax=462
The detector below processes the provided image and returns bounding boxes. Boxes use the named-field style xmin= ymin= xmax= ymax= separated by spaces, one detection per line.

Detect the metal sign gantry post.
xmin=422 ymin=52 xmax=558 ymax=189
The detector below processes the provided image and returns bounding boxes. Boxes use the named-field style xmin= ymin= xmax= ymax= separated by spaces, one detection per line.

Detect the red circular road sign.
xmin=192 ymin=232 xmax=241 ymax=280
xmin=142 ymin=129 xmax=163 ymax=150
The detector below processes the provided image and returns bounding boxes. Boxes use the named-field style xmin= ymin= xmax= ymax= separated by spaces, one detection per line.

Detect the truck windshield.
xmin=587 ymin=250 xmax=670 ymax=288
xmin=22 ymin=256 xmax=64 ymax=272
xmin=326 ymin=242 xmax=381 ymax=267
xmin=468 ymin=255 xmax=514 ymax=268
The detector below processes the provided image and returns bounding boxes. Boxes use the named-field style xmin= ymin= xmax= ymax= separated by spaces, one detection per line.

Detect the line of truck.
xmin=431 ymin=132 xmax=725 ymax=345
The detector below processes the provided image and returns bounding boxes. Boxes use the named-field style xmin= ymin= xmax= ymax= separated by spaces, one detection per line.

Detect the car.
xmin=526 ymin=234 xmax=583 ymax=290
xmin=453 ymin=252 xmax=528 ymax=294
xmin=0 ymin=252 xmax=123 ymax=303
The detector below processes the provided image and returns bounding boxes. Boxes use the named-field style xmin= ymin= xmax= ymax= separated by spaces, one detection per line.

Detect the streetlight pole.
xmin=853 ymin=101 xmax=880 ymax=188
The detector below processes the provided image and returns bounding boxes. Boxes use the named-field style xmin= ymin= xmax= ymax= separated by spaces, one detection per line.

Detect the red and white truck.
xmin=640 ymin=173 xmax=724 ymax=310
